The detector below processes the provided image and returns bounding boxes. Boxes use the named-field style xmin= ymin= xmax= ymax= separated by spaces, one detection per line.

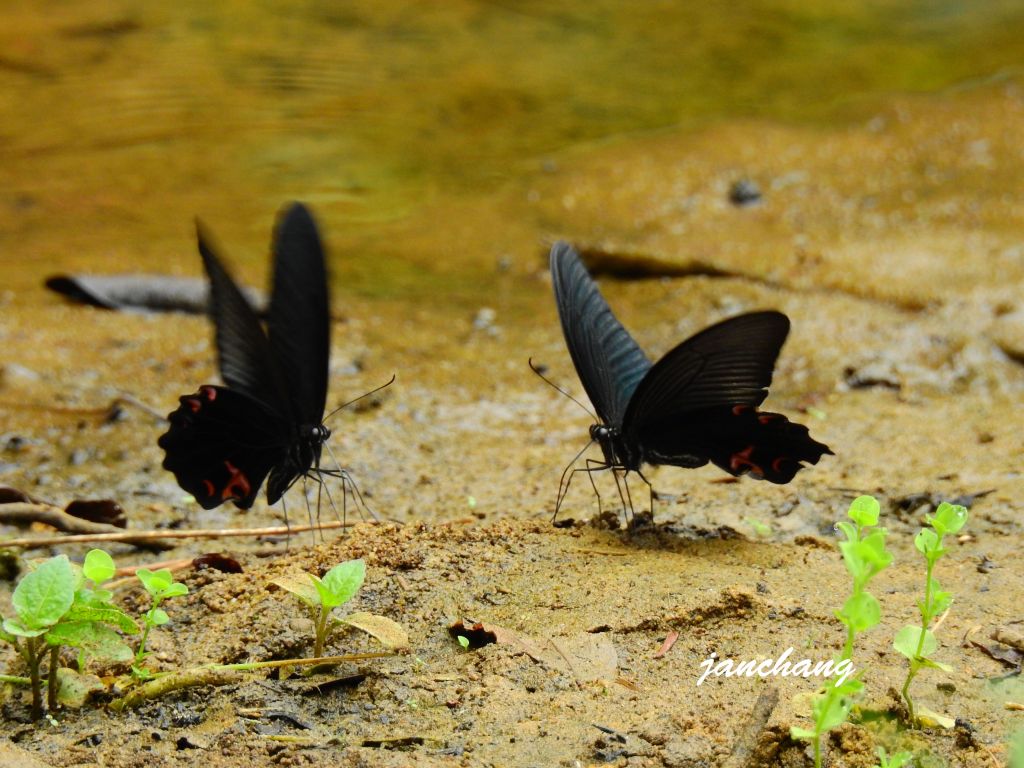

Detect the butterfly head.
xmin=589 ymin=423 xmax=626 ymax=468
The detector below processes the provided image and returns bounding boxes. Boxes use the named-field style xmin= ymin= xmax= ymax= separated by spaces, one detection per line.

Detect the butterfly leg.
xmin=611 ymin=468 xmax=635 ymax=523
xmin=553 ymin=439 xmax=599 ymax=521
xmin=635 ymin=469 xmax=655 ymax=516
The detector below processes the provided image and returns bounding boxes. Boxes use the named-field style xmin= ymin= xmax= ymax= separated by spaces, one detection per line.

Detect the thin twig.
xmin=2 ymin=520 xmax=361 ymax=549
xmin=0 ymin=503 xmax=175 ymax=551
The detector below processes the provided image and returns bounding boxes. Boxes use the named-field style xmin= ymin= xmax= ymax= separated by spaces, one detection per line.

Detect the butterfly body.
xmin=548 ymin=241 xmax=831 ymax=514
xmin=159 ymin=203 xmax=334 ymax=510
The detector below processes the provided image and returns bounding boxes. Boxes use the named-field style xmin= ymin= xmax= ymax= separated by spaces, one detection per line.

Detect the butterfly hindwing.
xmin=639 ymin=404 xmax=833 ymax=483
xmin=268 ymin=204 xmax=330 ymax=425
xmin=158 ymin=386 xmax=289 ymax=509
xmin=550 ymin=241 xmax=650 ymax=427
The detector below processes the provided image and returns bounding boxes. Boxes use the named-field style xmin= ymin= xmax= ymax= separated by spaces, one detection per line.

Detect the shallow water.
xmin=2 ymin=1 xmax=1024 ymax=296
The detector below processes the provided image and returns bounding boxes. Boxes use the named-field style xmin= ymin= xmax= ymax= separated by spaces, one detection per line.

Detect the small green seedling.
xmin=273 ymin=559 xmax=408 ymax=658
xmin=791 ymin=495 xmax=894 ymax=768
xmin=1 ymin=550 xmax=137 ymax=719
xmin=456 ymin=635 xmax=470 ymax=650
xmin=134 ymin=568 xmax=189 ymax=671
xmin=874 ymin=746 xmax=912 ymax=768
xmin=893 ymin=501 xmax=968 ymax=726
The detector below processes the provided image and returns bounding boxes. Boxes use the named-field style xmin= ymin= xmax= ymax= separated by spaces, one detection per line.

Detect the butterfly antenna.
xmin=528 ymin=358 xmax=597 ymax=421
xmin=323 ymin=374 xmax=397 ymax=423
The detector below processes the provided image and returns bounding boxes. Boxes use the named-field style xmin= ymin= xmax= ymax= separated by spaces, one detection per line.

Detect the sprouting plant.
xmin=134 ymin=568 xmax=189 ymax=671
xmin=791 ymin=495 xmax=894 ymax=768
xmin=273 ymin=558 xmax=408 ymax=658
xmin=874 ymin=746 xmax=912 ymax=768
xmin=0 ymin=550 xmax=137 ymax=719
xmin=893 ymin=501 xmax=968 ymax=726
xmin=456 ymin=635 xmax=470 ymax=650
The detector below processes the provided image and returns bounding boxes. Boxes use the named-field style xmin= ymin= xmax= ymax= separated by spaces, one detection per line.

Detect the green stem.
xmin=813 ymin=734 xmax=822 ymax=768
xmin=0 ymin=674 xmax=32 ymax=685
xmin=903 ymin=552 xmax=938 ymax=725
xmin=901 ymin=662 xmax=919 ymax=725
xmin=135 ymin=596 xmax=162 ymax=665
xmin=26 ymin=638 xmax=42 ymax=720
xmin=313 ymin=606 xmax=330 ymax=658
xmin=46 ymin=645 xmax=59 ymax=712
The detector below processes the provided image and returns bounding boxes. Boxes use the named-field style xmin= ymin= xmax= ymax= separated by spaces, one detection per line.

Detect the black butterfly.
xmin=158 ymin=203 xmax=340 ymax=512
xmin=545 ymin=241 xmax=831 ymax=517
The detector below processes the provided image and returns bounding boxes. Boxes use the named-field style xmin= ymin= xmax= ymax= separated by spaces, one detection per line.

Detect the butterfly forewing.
xmin=268 ymin=204 xmax=330 ymax=425
xmin=622 ymin=311 xmax=790 ymax=438
xmin=197 ymin=225 xmax=290 ymax=414
xmin=550 ymin=241 xmax=650 ymax=427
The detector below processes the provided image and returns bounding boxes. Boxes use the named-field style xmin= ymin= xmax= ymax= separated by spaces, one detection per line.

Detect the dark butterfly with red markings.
xmin=544 ymin=241 xmax=831 ymax=518
xmin=158 ymin=202 xmax=338 ymax=511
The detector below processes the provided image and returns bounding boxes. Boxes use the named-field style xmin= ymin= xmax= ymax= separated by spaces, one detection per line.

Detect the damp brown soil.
xmin=4 ymin=4 xmax=1024 ymax=766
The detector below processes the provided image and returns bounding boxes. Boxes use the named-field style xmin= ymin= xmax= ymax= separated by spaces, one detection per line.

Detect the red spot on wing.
xmin=772 ymin=457 xmax=795 ymax=473
xmin=729 ymin=445 xmax=763 ymax=476
xmin=185 ymin=398 xmax=202 ymax=413
xmin=731 ymin=405 xmax=752 ymax=416
xmin=221 ymin=460 xmax=251 ymax=501
xmin=200 ymin=386 xmax=217 ymax=401
xmin=203 ymin=479 xmax=215 ymax=498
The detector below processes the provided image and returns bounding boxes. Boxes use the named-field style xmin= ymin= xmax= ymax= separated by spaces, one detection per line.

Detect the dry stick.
xmin=0 ymin=503 xmax=175 ymax=551
xmin=2 ymin=519 xmax=360 ymax=549
xmin=110 ymin=652 xmax=397 ymax=711
xmin=722 ymin=686 xmax=780 ymax=768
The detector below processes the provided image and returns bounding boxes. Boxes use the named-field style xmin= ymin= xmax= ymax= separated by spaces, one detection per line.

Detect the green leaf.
xmin=65 ymin=604 xmax=139 ymax=634
xmin=848 ymin=495 xmax=880 ymax=527
xmin=136 ymin=568 xmax=174 ymax=597
xmin=162 ymin=582 xmax=189 ymax=599
xmin=919 ymin=657 xmax=953 ymax=672
xmin=2 ymin=617 xmax=47 ymax=638
xmin=930 ymin=588 xmax=952 ymax=617
xmin=45 ymin=621 xmax=134 ymax=665
xmin=915 ymin=528 xmax=939 ymax=556
xmin=149 ymin=608 xmax=170 ymax=626
xmin=835 ymin=520 xmax=857 ymax=543
xmin=876 ymin=747 xmax=913 ymax=768
xmin=83 ymin=550 xmax=115 ymax=584
xmin=271 ymin=575 xmax=321 ymax=608
xmin=320 ymin=559 xmax=366 ymax=607
xmin=931 ymin=503 xmax=968 ymax=536
xmin=12 ymin=555 xmax=76 ymax=630
xmin=457 ymin=635 xmax=470 ymax=649
xmin=813 ymin=689 xmax=853 ymax=732
xmin=0 ymin=624 xmax=17 ymax=645
xmin=893 ymin=625 xmax=937 ymax=659
xmin=839 ymin=592 xmax=881 ymax=632
xmin=789 ymin=726 xmax=815 ymax=741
